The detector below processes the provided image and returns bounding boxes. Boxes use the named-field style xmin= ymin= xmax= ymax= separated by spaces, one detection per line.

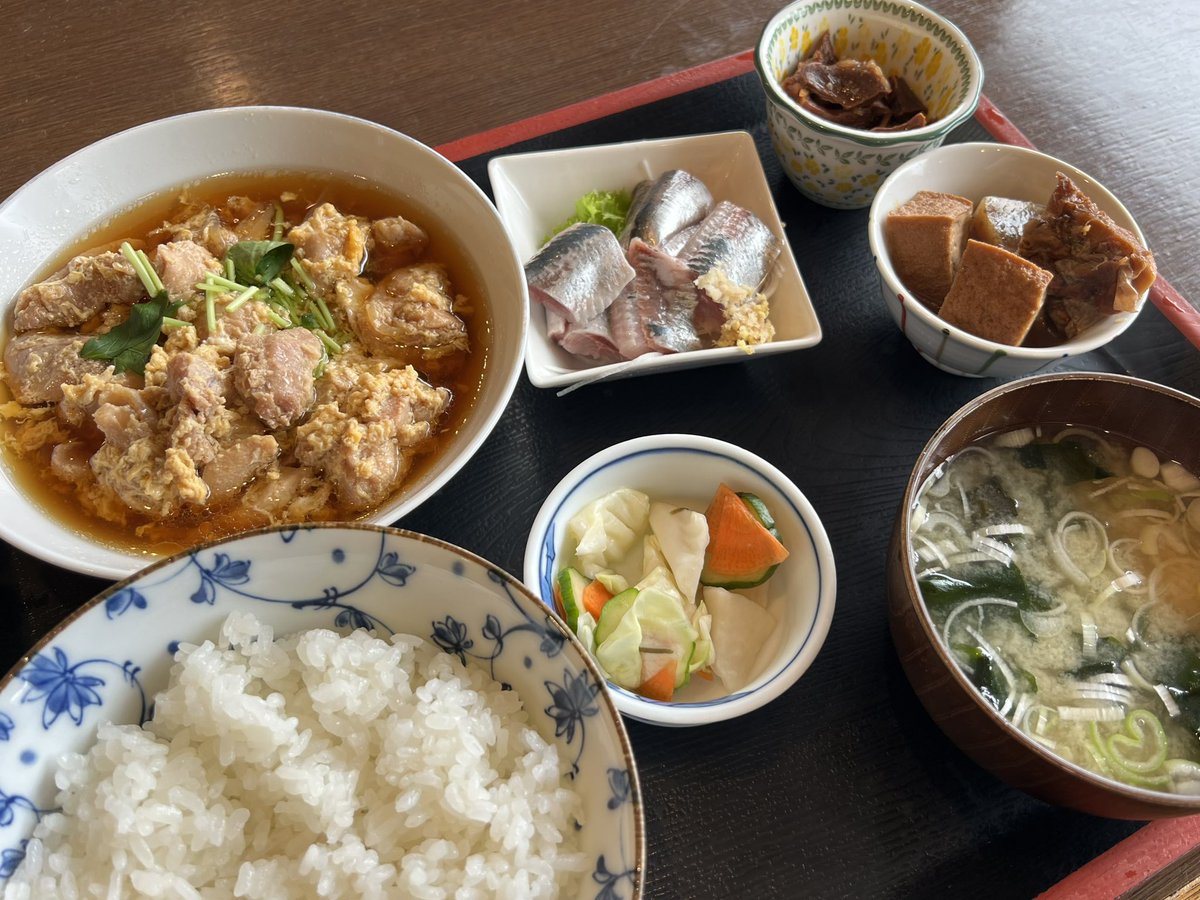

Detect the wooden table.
xmin=2 ymin=2 xmax=1199 ymax=897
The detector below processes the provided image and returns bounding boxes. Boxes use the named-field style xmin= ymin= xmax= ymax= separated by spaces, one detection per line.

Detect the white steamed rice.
xmin=5 ymin=612 xmax=584 ymax=899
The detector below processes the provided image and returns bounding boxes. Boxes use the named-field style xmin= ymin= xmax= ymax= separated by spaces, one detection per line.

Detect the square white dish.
xmin=487 ymin=131 xmax=822 ymax=390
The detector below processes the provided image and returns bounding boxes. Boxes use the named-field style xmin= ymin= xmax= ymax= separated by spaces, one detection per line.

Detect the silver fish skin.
xmin=681 ymin=201 xmax=781 ymax=290
xmin=619 ymin=170 xmax=714 ymax=249
xmin=525 ymin=222 xmax=635 ymax=325
xmin=608 ymin=238 xmax=701 ymax=358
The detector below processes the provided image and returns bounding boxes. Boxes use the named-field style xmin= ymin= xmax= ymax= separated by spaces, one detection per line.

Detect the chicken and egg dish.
xmin=0 ymin=175 xmax=485 ymax=553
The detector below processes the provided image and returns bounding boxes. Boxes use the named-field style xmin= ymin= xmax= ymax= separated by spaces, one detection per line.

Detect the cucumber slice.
xmin=555 ymin=567 xmax=590 ymax=632
xmin=595 ymin=598 xmax=643 ymax=689
xmin=634 ymin=587 xmax=699 ymax=689
xmin=595 ymin=588 xmax=638 ymax=645
xmin=738 ymin=492 xmax=779 ymax=537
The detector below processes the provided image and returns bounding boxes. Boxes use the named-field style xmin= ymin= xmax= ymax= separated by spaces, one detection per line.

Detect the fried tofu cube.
xmin=970 ymin=196 xmax=1045 ymax=253
xmin=884 ymin=190 xmax=973 ymax=309
xmin=938 ymin=239 xmax=1054 ymax=345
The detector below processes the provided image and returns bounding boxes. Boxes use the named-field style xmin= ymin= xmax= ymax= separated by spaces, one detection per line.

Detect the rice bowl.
xmin=0 ymin=525 xmax=644 ymax=897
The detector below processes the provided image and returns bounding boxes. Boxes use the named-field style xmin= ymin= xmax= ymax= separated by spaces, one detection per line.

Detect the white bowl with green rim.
xmin=755 ymin=0 xmax=983 ymax=209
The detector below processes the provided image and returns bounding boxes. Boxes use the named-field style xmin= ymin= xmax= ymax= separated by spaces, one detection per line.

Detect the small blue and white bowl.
xmin=0 ymin=525 xmax=644 ymax=898
xmin=523 ymin=434 xmax=837 ymax=727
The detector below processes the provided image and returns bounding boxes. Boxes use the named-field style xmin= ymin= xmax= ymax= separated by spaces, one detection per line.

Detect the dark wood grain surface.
xmin=2 ymin=2 xmax=1199 ymax=898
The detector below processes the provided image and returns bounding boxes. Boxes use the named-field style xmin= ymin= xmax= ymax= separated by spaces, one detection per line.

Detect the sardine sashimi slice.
xmin=661 ymin=222 xmax=700 ymax=257
xmin=525 ymin=222 xmax=635 ymax=324
xmin=609 ymin=238 xmax=701 ymax=358
xmin=680 ymin=201 xmax=782 ymax=290
xmin=619 ymin=170 xmax=714 ymax=249
xmin=546 ymin=309 xmax=622 ymax=362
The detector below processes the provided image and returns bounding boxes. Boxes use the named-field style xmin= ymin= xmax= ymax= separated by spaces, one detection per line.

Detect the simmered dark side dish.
xmin=781 ymin=30 xmax=930 ymax=132
xmin=0 ymin=174 xmax=485 ymax=553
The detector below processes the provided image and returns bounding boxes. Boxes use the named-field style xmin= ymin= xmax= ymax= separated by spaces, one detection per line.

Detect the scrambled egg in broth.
xmin=0 ymin=173 xmax=489 ymax=557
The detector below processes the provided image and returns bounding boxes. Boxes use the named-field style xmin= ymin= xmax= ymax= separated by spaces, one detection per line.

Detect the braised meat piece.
xmin=365 ymin=216 xmax=429 ymax=275
xmin=233 ymin=329 xmax=324 ymax=430
xmin=354 ymin=263 xmax=469 ymax=363
xmin=13 ymin=251 xmax=143 ymax=332
xmin=3 ymin=333 xmax=119 ymax=404
xmin=1019 ymin=173 xmax=1157 ymax=337
xmin=154 ymin=241 xmax=221 ymax=301
xmin=780 ymin=29 xmax=930 ymax=132
xmin=288 ymin=203 xmax=369 ymax=291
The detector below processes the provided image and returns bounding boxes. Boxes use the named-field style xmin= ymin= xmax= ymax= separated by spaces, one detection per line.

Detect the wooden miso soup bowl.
xmin=887 ymin=371 xmax=1200 ymax=819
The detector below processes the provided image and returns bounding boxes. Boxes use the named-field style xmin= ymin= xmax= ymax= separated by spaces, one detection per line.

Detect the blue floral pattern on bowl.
xmin=0 ymin=525 xmax=644 ymax=898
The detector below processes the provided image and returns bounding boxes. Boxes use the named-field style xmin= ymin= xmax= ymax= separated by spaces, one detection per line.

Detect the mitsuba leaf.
xmin=79 ymin=293 xmax=180 ymax=375
xmin=227 ymin=240 xmax=295 ymax=284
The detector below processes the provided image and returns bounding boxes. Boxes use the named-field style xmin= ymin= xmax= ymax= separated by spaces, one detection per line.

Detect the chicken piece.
xmin=154 ymin=240 xmax=221 ymax=301
xmin=352 ymin=263 xmax=469 ymax=362
xmin=287 ymin=203 xmax=369 ymax=292
xmin=162 ymin=351 xmax=229 ymax=466
xmin=50 ymin=441 xmax=92 ymax=486
xmin=365 ymin=216 xmax=429 ymax=275
xmin=232 ymin=329 xmax=324 ymax=430
xmin=3 ymin=333 xmax=120 ymax=405
xmin=203 ymin=435 xmax=279 ymax=501
xmin=93 ymin=400 xmax=157 ymax=452
xmin=58 ymin=373 xmax=148 ymax=430
xmin=13 ymin=251 xmax=143 ymax=332
xmin=295 ymin=354 xmax=450 ymax=511
xmin=243 ymin=465 xmax=331 ymax=520
xmin=90 ymin=438 xmax=208 ymax=517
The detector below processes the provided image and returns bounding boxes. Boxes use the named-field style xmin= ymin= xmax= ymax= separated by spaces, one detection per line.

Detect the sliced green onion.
xmin=313 ymin=328 xmax=341 ymax=356
xmin=119 ymin=241 xmax=160 ymax=297
xmin=225 ymin=285 xmax=261 ymax=313
xmin=269 ymin=276 xmax=295 ymax=297
xmin=272 ymin=202 xmax=285 ymax=241
xmin=136 ymin=249 xmax=166 ymax=295
xmin=314 ymin=295 xmax=336 ymax=332
xmin=289 ymin=256 xmax=316 ymax=292
xmin=205 ymin=273 xmax=251 ymax=292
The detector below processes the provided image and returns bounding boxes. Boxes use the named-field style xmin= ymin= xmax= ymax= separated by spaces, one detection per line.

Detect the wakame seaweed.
xmin=1015 ymin=439 xmax=1112 ymax=482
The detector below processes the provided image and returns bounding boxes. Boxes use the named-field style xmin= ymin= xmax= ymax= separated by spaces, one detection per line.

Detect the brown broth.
xmin=0 ymin=171 xmax=492 ymax=559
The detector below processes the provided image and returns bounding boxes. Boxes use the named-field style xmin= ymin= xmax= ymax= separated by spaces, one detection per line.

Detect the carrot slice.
xmin=638 ymin=660 xmax=677 ymax=702
xmin=700 ymin=483 xmax=790 ymax=588
xmin=582 ymin=579 xmax=613 ymax=621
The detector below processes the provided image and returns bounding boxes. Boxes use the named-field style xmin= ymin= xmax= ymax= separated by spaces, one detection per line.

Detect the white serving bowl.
xmin=867 ymin=142 xmax=1151 ymax=377
xmin=488 ymin=131 xmax=822 ymax=390
xmin=0 ymin=107 xmax=527 ymax=580
xmin=523 ymin=434 xmax=836 ymax=727
xmin=756 ymin=0 xmax=983 ymax=209
xmin=0 ymin=525 xmax=644 ymax=896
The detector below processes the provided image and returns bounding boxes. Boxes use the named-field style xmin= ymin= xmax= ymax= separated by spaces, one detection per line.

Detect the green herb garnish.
xmin=79 ymin=241 xmax=180 ymax=375
xmin=80 ymin=293 xmax=180 ymax=374
xmin=226 ymin=240 xmax=295 ymax=285
xmin=545 ymin=189 xmax=632 ymax=241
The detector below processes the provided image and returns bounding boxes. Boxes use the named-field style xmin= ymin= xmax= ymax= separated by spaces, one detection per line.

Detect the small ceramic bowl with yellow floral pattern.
xmin=755 ymin=0 xmax=983 ymax=209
